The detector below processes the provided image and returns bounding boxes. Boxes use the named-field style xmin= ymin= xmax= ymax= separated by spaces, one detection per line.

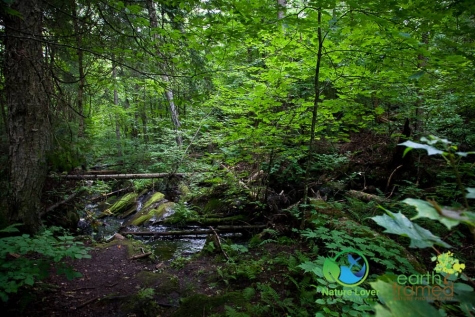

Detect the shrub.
xmin=0 ymin=224 xmax=91 ymax=302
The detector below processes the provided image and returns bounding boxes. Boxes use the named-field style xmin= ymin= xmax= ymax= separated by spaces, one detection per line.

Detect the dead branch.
xmin=386 ymin=165 xmax=403 ymax=190
xmin=86 ymin=170 xmax=119 ymax=175
xmin=129 ymin=252 xmax=152 ymax=260
xmin=91 ymin=187 xmax=133 ymax=202
xmin=77 ymin=296 xmax=100 ymax=309
xmin=41 ymin=188 xmax=87 ymax=217
xmin=347 ymin=190 xmax=387 ymax=203
xmin=121 ymin=225 xmax=265 ymax=237
xmin=209 ymin=226 xmax=229 ymax=261
xmin=51 ymin=173 xmax=187 ymax=180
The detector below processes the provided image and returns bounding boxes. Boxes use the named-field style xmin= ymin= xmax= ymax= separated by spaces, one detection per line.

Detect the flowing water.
xmin=80 ymin=193 xmax=239 ymax=260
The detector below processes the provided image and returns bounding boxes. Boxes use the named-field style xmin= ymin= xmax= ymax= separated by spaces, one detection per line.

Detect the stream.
xmin=81 ymin=192 xmax=242 ymax=261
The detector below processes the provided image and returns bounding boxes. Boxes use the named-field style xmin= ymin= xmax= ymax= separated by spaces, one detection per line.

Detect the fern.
xmin=224 ymin=306 xmax=250 ymax=317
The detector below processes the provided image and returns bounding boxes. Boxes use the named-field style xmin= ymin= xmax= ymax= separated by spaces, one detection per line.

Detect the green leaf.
xmin=398 ymin=141 xmax=444 ymax=156
xmin=403 ymin=198 xmax=459 ymax=229
xmin=370 ymin=280 xmax=441 ymax=317
xmin=371 ymin=209 xmax=451 ymax=248
xmin=323 ymin=258 xmax=340 ymax=283
xmin=409 ymin=71 xmax=425 ymax=80
xmin=298 ymin=261 xmax=319 ymax=273
xmin=454 ymin=283 xmax=473 ymax=292
xmin=466 ymin=188 xmax=475 ymax=199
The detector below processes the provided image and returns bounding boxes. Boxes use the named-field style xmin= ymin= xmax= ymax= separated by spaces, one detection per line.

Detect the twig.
xmin=387 ymin=185 xmax=397 ymax=199
xmin=77 ymin=296 xmax=100 ymax=309
xmin=91 ymin=187 xmax=132 ymax=202
xmin=129 ymin=252 xmax=152 ymax=260
xmin=41 ymin=188 xmax=87 ymax=217
xmin=72 ymin=287 xmax=95 ymax=291
xmin=386 ymin=165 xmax=403 ymax=191
xmin=209 ymin=226 xmax=229 ymax=261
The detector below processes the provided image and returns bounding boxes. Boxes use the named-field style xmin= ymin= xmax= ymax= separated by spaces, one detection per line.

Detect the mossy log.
xmin=100 ymin=192 xmax=138 ymax=217
xmin=126 ymin=196 xmax=175 ymax=226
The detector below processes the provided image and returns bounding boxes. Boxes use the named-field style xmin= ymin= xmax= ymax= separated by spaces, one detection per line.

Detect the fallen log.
xmin=347 ymin=190 xmax=387 ymax=203
xmin=50 ymin=173 xmax=187 ymax=180
xmin=122 ymin=225 xmax=266 ymax=237
xmin=86 ymin=170 xmax=119 ymax=175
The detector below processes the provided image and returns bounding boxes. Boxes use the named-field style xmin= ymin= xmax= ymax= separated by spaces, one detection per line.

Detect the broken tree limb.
xmin=209 ymin=226 xmax=229 ymax=261
xmin=41 ymin=188 xmax=87 ymax=218
xmin=86 ymin=170 xmax=119 ymax=175
xmin=91 ymin=187 xmax=133 ymax=202
xmin=347 ymin=190 xmax=387 ymax=203
xmin=121 ymin=225 xmax=266 ymax=237
xmin=129 ymin=252 xmax=152 ymax=260
xmin=50 ymin=173 xmax=187 ymax=180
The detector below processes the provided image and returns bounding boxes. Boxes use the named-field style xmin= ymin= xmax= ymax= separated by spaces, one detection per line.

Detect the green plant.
xmin=0 ymin=224 xmax=91 ymax=302
xmin=171 ymin=202 xmax=199 ymax=224
xmin=170 ymin=255 xmax=191 ymax=269
xmin=370 ymin=137 xmax=475 ymax=316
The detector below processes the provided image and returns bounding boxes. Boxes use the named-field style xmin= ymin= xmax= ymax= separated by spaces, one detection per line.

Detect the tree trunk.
xmin=145 ymin=0 xmax=182 ymax=146
xmin=72 ymin=0 xmax=85 ymax=138
xmin=112 ymin=60 xmax=122 ymax=157
xmin=277 ymin=0 xmax=286 ymax=21
xmin=3 ymin=0 xmax=51 ymax=234
xmin=301 ymin=9 xmax=323 ymax=229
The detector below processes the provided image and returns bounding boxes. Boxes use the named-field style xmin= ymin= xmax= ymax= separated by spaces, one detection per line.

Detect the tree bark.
xmin=145 ymin=0 xmax=182 ymax=146
xmin=3 ymin=0 xmax=51 ymax=234
xmin=72 ymin=0 xmax=86 ymax=138
xmin=301 ymin=9 xmax=323 ymax=229
xmin=112 ymin=60 xmax=122 ymax=157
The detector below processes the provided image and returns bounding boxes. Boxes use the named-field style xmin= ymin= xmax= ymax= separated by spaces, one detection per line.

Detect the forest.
xmin=0 ymin=0 xmax=474 ymax=316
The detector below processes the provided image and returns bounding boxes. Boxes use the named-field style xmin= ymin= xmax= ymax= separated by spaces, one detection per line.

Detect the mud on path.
xmin=6 ymin=238 xmax=224 ymax=317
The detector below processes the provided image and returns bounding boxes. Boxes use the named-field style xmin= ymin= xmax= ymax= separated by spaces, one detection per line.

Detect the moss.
xmin=172 ymin=292 xmax=245 ymax=317
xmin=107 ymin=192 xmax=138 ymax=215
xmin=131 ymin=214 xmax=153 ymax=226
xmin=142 ymin=192 xmax=165 ymax=210
xmin=153 ymin=201 xmax=175 ymax=217
xmin=126 ymin=201 xmax=174 ymax=226
xmin=95 ymin=239 xmax=143 ymax=258
xmin=179 ymin=183 xmax=191 ymax=196
xmin=136 ymin=271 xmax=181 ymax=295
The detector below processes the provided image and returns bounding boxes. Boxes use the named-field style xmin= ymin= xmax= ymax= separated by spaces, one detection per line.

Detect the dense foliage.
xmin=0 ymin=0 xmax=475 ymax=316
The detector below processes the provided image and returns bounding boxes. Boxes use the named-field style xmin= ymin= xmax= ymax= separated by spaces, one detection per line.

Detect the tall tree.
xmin=3 ymin=0 xmax=51 ymax=233
xmin=146 ymin=0 xmax=182 ymax=146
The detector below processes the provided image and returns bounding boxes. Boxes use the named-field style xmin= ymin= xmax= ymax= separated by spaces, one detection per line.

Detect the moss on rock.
xmin=104 ymin=192 xmax=138 ymax=216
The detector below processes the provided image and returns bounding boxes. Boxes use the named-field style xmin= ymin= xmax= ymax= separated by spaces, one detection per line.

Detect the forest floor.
xmin=6 ymin=236 xmax=293 ymax=317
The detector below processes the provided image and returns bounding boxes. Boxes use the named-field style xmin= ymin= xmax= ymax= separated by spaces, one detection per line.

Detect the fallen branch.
xmin=347 ymin=190 xmax=387 ymax=203
xmin=51 ymin=173 xmax=187 ymax=180
xmin=91 ymin=187 xmax=133 ymax=202
xmin=121 ymin=225 xmax=266 ymax=237
xmin=41 ymin=188 xmax=87 ymax=217
xmin=129 ymin=252 xmax=152 ymax=260
xmin=209 ymin=226 xmax=229 ymax=261
xmin=86 ymin=170 xmax=119 ymax=175
xmin=77 ymin=296 xmax=100 ymax=309
xmin=386 ymin=165 xmax=403 ymax=191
